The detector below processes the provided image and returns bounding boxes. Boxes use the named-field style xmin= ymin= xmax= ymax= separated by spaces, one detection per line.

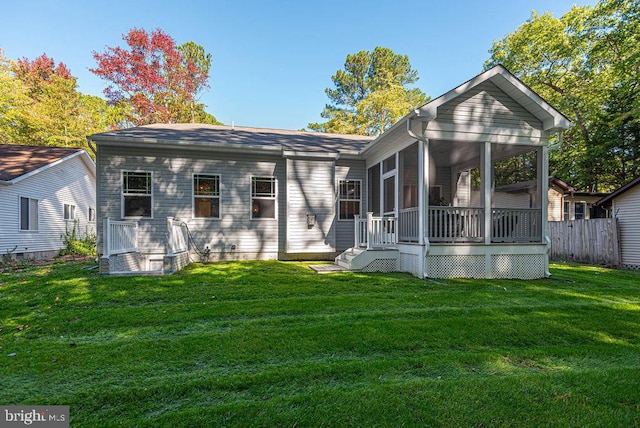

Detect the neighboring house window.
xmin=88 ymin=207 xmax=96 ymax=222
xmin=251 ymin=177 xmax=276 ymax=219
xmin=193 ymin=174 xmax=220 ymax=218
xmin=64 ymin=204 xmax=76 ymax=220
xmin=338 ymin=180 xmax=361 ymax=220
xmin=20 ymin=197 xmax=38 ymax=231
xmin=574 ymin=202 xmax=586 ymax=220
xmin=563 ymin=201 xmax=570 ymax=221
xmin=122 ymin=171 xmax=152 ymax=218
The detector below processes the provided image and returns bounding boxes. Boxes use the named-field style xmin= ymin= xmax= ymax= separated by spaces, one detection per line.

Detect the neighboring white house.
xmin=594 ymin=176 xmax=640 ymax=269
xmin=0 ymin=145 xmax=96 ymax=260
xmin=91 ymin=65 xmax=572 ymax=278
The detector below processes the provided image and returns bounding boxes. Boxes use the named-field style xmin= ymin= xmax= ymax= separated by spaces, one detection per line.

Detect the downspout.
xmin=548 ymin=130 xmax=563 ymax=151
xmin=86 ymin=137 xmax=97 ymax=157
xmin=406 ymin=113 xmax=431 ymax=278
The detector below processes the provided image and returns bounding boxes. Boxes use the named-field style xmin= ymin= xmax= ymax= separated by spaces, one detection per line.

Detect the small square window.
xmin=64 ymin=204 xmax=76 ymax=220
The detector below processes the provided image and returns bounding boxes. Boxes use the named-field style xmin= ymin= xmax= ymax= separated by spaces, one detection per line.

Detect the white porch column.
xmin=540 ymin=145 xmax=551 ymax=275
xmin=481 ymin=142 xmax=492 ymax=245
xmin=419 ymin=138 xmax=428 ymax=245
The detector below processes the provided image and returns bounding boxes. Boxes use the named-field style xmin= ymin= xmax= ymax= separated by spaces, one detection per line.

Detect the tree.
xmin=91 ymin=28 xmax=221 ymax=126
xmin=309 ymin=47 xmax=428 ymax=136
xmin=177 ymin=41 xmax=213 ymax=123
xmin=0 ymin=51 xmax=119 ymax=151
xmin=485 ymin=0 xmax=640 ymax=191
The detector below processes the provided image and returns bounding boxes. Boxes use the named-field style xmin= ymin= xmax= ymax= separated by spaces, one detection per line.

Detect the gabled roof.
xmin=594 ymin=176 xmax=640 ymax=207
xmin=0 ymin=144 xmax=95 ymax=185
xmin=417 ymin=65 xmax=573 ymax=131
xmin=89 ymin=123 xmax=372 ymax=156
xmin=362 ymin=65 xmax=573 ymax=154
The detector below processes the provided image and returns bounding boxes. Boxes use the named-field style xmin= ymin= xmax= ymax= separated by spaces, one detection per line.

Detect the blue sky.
xmin=1 ymin=0 xmax=596 ymax=131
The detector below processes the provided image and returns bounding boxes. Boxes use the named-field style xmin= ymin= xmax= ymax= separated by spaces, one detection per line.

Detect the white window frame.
xmin=193 ymin=173 xmax=221 ymax=219
xmin=338 ymin=179 xmax=362 ymax=221
xmin=121 ymin=170 xmax=153 ymax=219
xmin=19 ymin=196 xmax=39 ymax=231
xmin=64 ymin=203 xmax=76 ymax=221
xmin=88 ymin=207 xmax=96 ymax=223
xmin=251 ymin=176 xmax=277 ymax=220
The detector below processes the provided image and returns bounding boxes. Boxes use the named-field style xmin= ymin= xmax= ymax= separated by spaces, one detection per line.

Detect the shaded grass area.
xmin=1 ymin=260 xmax=639 ymax=426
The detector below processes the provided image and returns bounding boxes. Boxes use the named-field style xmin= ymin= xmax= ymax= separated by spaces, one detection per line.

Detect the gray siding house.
xmin=91 ymin=65 xmax=572 ymax=278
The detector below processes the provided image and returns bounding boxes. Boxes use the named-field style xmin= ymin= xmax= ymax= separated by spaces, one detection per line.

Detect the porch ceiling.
xmin=430 ymin=139 xmax=535 ymax=167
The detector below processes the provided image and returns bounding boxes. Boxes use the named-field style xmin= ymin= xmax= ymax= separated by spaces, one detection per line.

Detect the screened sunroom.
xmin=337 ymin=65 xmax=572 ymax=278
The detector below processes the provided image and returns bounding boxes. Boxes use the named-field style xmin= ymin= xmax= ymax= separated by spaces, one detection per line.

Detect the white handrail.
xmin=354 ymin=213 xmax=397 ymax=249
xmin=103 ymin=218 xmax=138 ymax=256
xmin=167 ymin=217 xmax=188 ymax=255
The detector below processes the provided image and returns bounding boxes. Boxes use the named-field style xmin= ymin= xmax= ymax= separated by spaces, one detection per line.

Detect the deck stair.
xmin=335 ymin=247 xmax=399 ymax=272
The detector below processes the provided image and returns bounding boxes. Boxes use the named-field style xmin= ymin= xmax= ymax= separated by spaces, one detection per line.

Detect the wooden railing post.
xmin=103 ymin=217 xmax=110 ymax=257
xmin=367 ymin=212 xmax=373 ymax=250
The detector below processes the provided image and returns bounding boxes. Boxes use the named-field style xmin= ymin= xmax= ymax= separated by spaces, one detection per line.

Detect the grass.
xmin=1 ymin=260 xmax=639 ymax=427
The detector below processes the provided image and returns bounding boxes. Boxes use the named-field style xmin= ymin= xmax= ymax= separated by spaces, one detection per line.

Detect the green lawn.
xmin=1 ymin=260 xmax=639 ymax=427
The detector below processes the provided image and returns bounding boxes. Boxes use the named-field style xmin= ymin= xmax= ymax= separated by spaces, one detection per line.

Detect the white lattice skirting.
xmin=426 ymin=254 xmax=546 ymax=279
xmin=491 ymin=254 xmax=545 ymax=279
xmin=427 ymin=255 xmax=486 ymax=279
xmin=362 ymin=258 xmax=399 ymax=272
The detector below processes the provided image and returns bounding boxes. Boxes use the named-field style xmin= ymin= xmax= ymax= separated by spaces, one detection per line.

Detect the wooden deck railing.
xmin=429 ymin=207 xmax=483 ymax=243
xmin=103 ymin=218 xmax=138 ymax=256
xmin=167 ymin=217 xmax=189 ymax=255
xmin=398 ymin=207 xmax=419 ymax=243
xmin=491 ymin=208 xmax=541 ymax=243
xmin=354 ymin=213 xmax=397 ymax=249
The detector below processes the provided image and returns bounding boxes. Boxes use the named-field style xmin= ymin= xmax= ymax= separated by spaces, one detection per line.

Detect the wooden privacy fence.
xmin=549 ymin=219 xmax=620 ymax=265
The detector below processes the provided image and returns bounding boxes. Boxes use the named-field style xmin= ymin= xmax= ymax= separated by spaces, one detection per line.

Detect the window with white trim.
xmin=193 ymin=174 xmax=220 ymax=218
xmin=563 ymin=201 xmax=570 ymax=221
xmin=251 ymin=177 xmax=276 ymax=219
xmin=20 ymin=197 xmax=39 ymax=231
xmin=88 ymin=207 xmax=96 ymax=222
xmin=122 ymin=171 xmax=152 ymax=218
xmin=64 ymin=204 xmax=76 ymax=220
xmin=338 ymin=180 xmax=361 ymax=220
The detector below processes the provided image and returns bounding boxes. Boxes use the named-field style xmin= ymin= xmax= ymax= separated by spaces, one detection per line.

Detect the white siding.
xmin=613 ymin=187 xmax=640 ymax=268
xmin=0 ymin=155 xmax=96 ymax=257
xmin=286 ymin=158 xmax=335 ymax=253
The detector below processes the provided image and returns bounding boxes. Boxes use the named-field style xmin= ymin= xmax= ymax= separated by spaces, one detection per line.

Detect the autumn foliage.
xmin=91 ymin=28 xmax=209 ymax=125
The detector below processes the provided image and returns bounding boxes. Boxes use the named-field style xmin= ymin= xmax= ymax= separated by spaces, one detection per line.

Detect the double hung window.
xmin=251 ymin=177 xmax=276 ymax=219
xmin=194 ymin=174 xmax=220 ymax=218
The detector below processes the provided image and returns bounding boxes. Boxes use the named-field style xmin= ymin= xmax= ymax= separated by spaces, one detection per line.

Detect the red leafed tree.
xmin=14 ymin=54 xmax=73 ymax=97
xmin=90 ymin=28 xmax=209 ymax=125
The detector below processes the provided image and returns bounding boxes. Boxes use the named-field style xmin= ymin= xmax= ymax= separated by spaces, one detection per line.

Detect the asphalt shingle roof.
xmin=90 ymin=124 xmax=373 ymax=153
xmin=0 ymin=144 xmax=82 ymax=182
